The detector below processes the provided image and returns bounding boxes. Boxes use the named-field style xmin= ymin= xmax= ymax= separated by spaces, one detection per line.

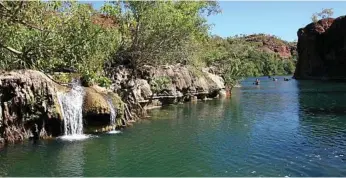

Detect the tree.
xmin=311 ymin=8 xmax=334 ymax=23
xmin=102 ymin=1 xmax=220 ymax=74
xmin=0 ymin=1 xmax=119 ymax=85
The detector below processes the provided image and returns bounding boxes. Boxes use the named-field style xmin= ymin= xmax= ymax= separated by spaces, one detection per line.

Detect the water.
xmin=105 ymin=96 xmax=117 ymax=127
xmin=57 ymin=80 xmax=87 ymax=141
xmin=1 ymin=76 xmax=346 ymax=176
xmin=105 ymin=95 xmax=120 ymax=134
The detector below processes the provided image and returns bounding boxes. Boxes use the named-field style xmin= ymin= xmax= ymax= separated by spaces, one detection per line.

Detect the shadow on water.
xmin=294 ymin=80 xmax=346 ymax=176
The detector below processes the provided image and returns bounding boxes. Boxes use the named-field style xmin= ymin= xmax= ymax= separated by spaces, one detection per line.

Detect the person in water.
xmin=254 ymin=78 xmax=260 ymax=85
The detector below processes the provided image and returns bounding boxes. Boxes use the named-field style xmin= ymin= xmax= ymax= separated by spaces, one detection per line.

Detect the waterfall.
xmin=105 ymin=96 xmax=121 ymax=134
xmin=106 ymin=97 xmax=117 ymax=126
xmin=57 ymin=80 xmax=88 ymax=140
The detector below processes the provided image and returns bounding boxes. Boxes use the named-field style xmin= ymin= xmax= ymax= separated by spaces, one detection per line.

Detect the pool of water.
xmin=1 ymin=76 xmax=346 ymax=176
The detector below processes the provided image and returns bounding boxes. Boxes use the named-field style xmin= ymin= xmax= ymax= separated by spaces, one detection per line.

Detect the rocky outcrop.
xmin=0 ymin=70 xmax=64 ymax=144
xmin=243 ymin=34 xmax=297 ymax=59
xmin=83 ymin=86 xmax=127 ymax=132
xmin=0 ymin=70 xmax=127 ymax=144
xmin=0 ymin=65 xmax=227 ymax=145
xmin=294 ymin=17 xmax=346 ymax=79
xmin=109 ymin=64 xmax=226 ymax=109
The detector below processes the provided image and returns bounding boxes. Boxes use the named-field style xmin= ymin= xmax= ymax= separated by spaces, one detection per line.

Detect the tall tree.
xmin=102 ymin=1 xmax=220 ymax=72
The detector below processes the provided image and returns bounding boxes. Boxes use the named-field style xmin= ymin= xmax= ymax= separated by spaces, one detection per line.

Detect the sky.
xmin=207 ymin=1 xmax=346 ymax=41
xmin=89 ymin=1 xmax=346 ymax=42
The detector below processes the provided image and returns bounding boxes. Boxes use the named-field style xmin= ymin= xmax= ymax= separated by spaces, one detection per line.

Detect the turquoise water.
xmin=1 ymin=76 xmax=346 ymax=176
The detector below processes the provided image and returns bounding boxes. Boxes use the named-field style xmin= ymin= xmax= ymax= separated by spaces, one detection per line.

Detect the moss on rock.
xmin=82 ymin=85 xmax=126 ymax=131
xmin=108 ymin=92 xmax=125 ymax=120
xmin=83 ymin=88 xmax=110 ymax=115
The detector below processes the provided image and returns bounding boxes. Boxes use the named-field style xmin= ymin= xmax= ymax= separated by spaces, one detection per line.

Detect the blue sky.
xmin=207 ymin=1 xmax=346 ymax=41
xmin=89 ymin=1 xmax=346 ymax=42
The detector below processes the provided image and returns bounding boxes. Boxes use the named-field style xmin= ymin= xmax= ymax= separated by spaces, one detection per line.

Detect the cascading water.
xmin=57 ymin=79 xmax=88 ymax=140
xmin=105 ymin=96 xmax=121 ymax=134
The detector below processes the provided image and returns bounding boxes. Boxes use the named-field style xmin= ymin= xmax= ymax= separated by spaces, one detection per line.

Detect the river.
xmin=1 ymin=76 xmax=346 ymax=176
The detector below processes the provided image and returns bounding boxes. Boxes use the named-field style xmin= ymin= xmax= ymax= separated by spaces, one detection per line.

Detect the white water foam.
xmin=58 ymin=134 xmax=90 ymax=141
xmin=105 ymin=95 xmax=120 ymax=134
xmin=105 ymin=96 xmax=117 ymax=126
xmin=57 ymin=80 xmax=89 ymax=140
xmin=107 ymin=130 xmax=121 ymax=134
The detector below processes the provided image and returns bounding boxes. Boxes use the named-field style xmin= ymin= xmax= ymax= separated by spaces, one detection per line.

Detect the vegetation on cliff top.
xmin=0 ymin=1 xmax=296 ymax=89
xmin=311 ymin=8 xmax=334 ymax=23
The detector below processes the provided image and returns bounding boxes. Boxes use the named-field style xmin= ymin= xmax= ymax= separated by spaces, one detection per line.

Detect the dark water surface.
xmin=1 ymin=76 xmax=346 ymax=176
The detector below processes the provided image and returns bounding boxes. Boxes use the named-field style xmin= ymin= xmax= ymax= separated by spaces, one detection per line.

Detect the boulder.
xmin=83 ymin=87 xmax=110 ymax=116
xmin=82 ymin=86 xmax=126 ymax=130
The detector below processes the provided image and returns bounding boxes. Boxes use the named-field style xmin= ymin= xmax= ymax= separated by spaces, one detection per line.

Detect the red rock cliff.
xmin=294 ymin=16 xmax=346 ymax=79
xmin=243 ymin=34 xmax=296 ymax=59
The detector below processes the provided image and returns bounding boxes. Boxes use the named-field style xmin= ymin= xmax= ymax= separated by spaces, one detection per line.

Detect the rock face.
xmin=82 ymin=86 xmax=126 ymax=132
xmin=294 ymin=17 xmax=346 ymax=79
xmin=109 ymin=64 xmax=226 ymax=109
xmin=0 ymin=70 xmax=126 ymax=144
xmin=0 ymin=70 xmax=64 ymax=144
xmin=0 ymin=65 xmax=226 ymax=145
xmin=243 ymin=34 xmax=297 ymax=59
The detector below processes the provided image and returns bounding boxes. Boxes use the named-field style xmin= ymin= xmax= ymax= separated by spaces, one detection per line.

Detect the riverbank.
xmin=0 ymin=64 xmax=227 ymax=146
xmin=1 ymin=77 xmax=346 ymax=176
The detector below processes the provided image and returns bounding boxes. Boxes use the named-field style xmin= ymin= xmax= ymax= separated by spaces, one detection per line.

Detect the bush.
xmin=150 ymin=76 xmax=172 ymax=94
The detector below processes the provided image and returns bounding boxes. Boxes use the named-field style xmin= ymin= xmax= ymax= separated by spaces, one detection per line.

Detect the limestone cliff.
xmin=0 ymin=65 xmax=226 ymax=145
xmin=294 ymin=16 xmax=346 ymax=79
xmin=0 ymin=70 xmax=64 ymax=144
xmin=109 ymin=64 xmax=226 ymax=110
xmin=0 ymin=70 xmax=126 ymax=144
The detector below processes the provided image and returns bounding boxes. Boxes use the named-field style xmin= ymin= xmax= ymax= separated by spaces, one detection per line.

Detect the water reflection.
xmin=1 ymin=77 xmax=346 ymax=176
xmin=296 ymin=80 xmax=346 ymax=176
xmin=55 ymin=141 xmax=86 ymax=176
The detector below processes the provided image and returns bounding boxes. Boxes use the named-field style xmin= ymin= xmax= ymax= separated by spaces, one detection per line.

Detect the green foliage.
xmin=202 ymin=35 xmax=296 ymax=87
xmin=97 ymin=76 xmax=112 ymax=88
xmin=0 ymin=1 xmax=119 ymax=81
xmin=53 ymin=73 xmax=74 ymax=84
xmin=150 ymin=76 xmax=172 ymax=94
xmin=311 ymin=8 xmax=334 ymax=23
xmin=80 ymin=71 xmax=112 ymax=88
xmin=0 ymin=1 xmax=296 ymax=92
xmin=102 ymin=1 xmax=220 ymax=69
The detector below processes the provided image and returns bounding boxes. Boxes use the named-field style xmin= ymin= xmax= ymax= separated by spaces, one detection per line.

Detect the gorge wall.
xmin=294 ymin=16 xmax=346 ymax=79
xmin=0 ymin=65 xmax=226 ymax=145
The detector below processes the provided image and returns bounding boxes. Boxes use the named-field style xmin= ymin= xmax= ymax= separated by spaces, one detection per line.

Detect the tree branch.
xmin=0 ymin=43 xmax=23 ymax=55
